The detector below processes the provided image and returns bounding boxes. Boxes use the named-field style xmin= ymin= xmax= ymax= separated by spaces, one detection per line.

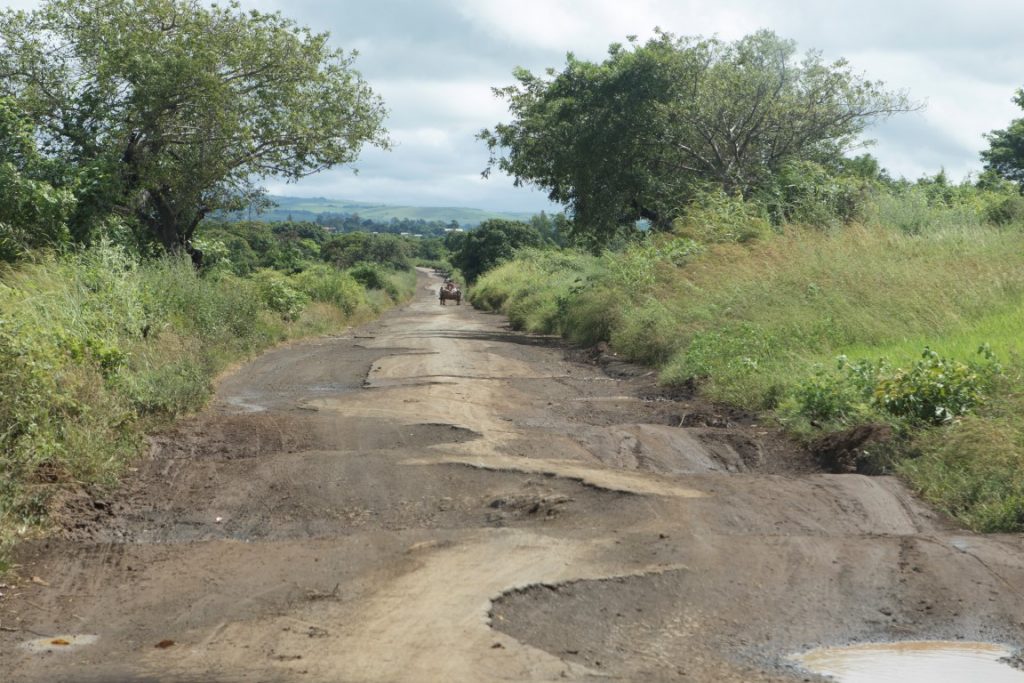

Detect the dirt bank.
xmin=2 ymin=268 xmax=1022 ymax=682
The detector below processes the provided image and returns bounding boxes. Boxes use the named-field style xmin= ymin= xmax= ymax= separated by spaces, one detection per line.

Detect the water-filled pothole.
xmin=794 ymin=641 xmax=1024 ymax=682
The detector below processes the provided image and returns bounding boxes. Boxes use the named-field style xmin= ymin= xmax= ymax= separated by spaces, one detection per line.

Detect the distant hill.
xmin=223 ymin=195 xmax=538 ymax=226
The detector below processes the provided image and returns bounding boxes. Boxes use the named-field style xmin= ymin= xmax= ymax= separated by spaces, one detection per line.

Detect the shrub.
xmin=611 ymin=298 xmax=680 ymax=365
xmin=675 ymin=189 xmax=772 ymax=243
xmin=348 ymin=262 xmax=389 ymax=290
xmin=874 ymin=347 xmax=998 ymax=424
xmin=291 ymin=264 xmax=365 ymax=316
xmin=250 ymin=269 xmax=310 ymax=321
xmin=986 ymin=195 xmax=1024 ymax=225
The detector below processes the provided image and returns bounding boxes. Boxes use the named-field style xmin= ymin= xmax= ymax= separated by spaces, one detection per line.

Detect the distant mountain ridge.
xmin=225 ymin=195 xmax=538 ymax=226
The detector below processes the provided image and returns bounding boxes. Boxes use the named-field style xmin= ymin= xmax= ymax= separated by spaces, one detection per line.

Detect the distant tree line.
xmin=196 ymin=220 xmax=453 ymax=275
xmin=314 ymin=213 xmax=461 ymax=237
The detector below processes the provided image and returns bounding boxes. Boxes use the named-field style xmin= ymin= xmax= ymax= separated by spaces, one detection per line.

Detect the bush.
xmin=250 ymin=269 xmax=310 ymax=321
xmin=788 ymin=348 xmax=1000 ymax=427
xmin=759 ymin=161 xmax=877 ymax=227
xmin=874 ymin=348 xmax=998 ymax=424
xmin=986 ymin=195 xmax=1024 ymax=225
xmin=291 ymin=264 xmax=365 ymax=316
xmin=611 ymin=298 xmax=680 ymax=365
xmin=791 ymin=357 xmax=882 ymax=423
xmin=452 ymin=219 xmax=542 ymax=282
xmin=675 ymin=189 xmax=772 ymax=243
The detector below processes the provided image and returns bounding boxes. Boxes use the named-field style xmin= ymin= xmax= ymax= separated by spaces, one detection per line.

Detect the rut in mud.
xmin=2 ymin=268 xmax=1023 ymax=682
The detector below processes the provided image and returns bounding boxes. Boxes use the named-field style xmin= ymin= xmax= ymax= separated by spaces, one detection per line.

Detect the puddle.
xmin=224 ymin=395 xmax=267 ymax=412
xmin=20 ymin=633 xmax=99 ymax=653
xmin=795 ymin=641 xmax=1024 ymax=682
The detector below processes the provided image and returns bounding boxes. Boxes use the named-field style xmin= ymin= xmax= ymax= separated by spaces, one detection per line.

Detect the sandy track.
xmin=2 ymin=268 xmax=1023 ymax=682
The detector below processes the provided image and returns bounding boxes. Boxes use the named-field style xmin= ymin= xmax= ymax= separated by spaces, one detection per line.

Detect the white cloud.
xmin=373 ymin=79 xmax=509 ymax=127
xmin=4 ymin=0 xmax=1024 ymax=208
xmin=449 ymin=0 xmax=763 ymax=53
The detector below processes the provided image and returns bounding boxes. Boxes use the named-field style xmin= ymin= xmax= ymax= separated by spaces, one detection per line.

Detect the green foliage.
xmin=610 ymin=298 xmax=680 ymax=365
xmin=348 ymin=262 xmax=396 ymax=296
xmin=987 ymin=195 xmax=1024 ymax=225
xmin=673 ymin=190 xmax=772 ymax=243
xmin=0 ymin=98 xmax=76 ymax=261
xmin=452 ymin=219 xmax=542 ymax=282
xmin=981 ymin=88 xmax=1024 ymax=189
xmin=901 ymin=413 xmax=1024 ymax=532
xmin=470 ymin=248 xmax=608 ymax=338
xmin=290 ymin=265 xmax=364 ymax=316
xmin=790 ymin=348 xmax=999 ymax=426
xmin=471 ymin=219 xmax=1024 ymax=530
xmin=321 ymin=232 xmax=411 ymax=270
xmin=791 ymin=357 xmax=882 ymax=423
xmin=762 ymin=160 xmax=878 ymax=227
xmin=0 ymin=0 xmax=388 ymax=255
xmin=250 ymin=270 xmax=311 ymax=321
xmin=481 ymin=29 xmax=914 ymax=245
xmin=874 ymin=348 xmax=998 ymax=424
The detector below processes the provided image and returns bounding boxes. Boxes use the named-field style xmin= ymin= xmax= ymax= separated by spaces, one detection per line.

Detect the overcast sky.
xmin=6 ymin=0 xmax=1024 ymax=212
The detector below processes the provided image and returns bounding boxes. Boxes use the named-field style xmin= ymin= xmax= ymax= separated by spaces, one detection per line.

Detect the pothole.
xmin=20 ymin=634 xmax=99 ymax=653
xmin=793 ymin=641 xmax=1024 ymax=682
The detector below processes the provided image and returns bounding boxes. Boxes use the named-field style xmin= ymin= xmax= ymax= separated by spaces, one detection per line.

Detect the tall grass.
xmin=472 ymin=220 xmax=1024 ymax=531
xmin=0 ymin=245 xmax=415 ymax=567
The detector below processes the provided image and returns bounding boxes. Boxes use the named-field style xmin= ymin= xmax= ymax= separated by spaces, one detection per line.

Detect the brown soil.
xmin=2 ymin=268 xmax=1023 ymax=682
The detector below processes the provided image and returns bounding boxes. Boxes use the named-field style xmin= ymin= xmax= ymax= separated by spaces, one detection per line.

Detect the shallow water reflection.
xmin=795 ymin=641 xmax=1024 ymax=682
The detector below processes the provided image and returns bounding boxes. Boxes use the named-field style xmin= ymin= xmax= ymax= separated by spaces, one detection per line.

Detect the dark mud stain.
xmin=812 ymin=423 xmax=895 ymax=474
xmin=484 ymin=493 xmax=573 ymax=526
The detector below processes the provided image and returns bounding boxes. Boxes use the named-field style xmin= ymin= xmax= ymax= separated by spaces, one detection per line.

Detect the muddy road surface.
xmin=3 ymin=269 xmax=1024 ymax=682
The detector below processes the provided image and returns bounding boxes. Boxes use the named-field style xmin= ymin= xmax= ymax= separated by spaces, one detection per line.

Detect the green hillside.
xmin=229 ymin=195 xmax=538 ymax=225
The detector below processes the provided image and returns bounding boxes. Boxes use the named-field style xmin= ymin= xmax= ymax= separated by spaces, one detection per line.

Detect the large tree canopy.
xmin=0 ymin=97 xmax=75 ymax=261
xmin=480 ymin=30 xmax=914 ymax=244
xmin=0 ymin=0 xmax=388 ymax=259
xmin=982 ymin=88 xmax=1024 ymax=190
xmin=452 ymin=219 xmax=542 ymax=282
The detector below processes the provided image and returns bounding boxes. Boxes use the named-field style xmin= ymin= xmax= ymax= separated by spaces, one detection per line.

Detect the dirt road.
xmin=3 ymin=269 xmax=1023 ymax=682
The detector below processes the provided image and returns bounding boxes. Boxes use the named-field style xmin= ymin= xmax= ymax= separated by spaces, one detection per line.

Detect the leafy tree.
xmin=529 ymin=211 xmax=573 ymax=247
xmin=480 ymin=30 xmax=914 ymax=245
xmin=452 ymin=219 xmax=542 ymax=282
xmin=0 ymin=0 xmax=388 ymax=262
xmin=415 ymin=237 xmax=447 ymax=262
xmin=321 ymin=232 xmax=410 ymax=270
xmin=982 ymin=89 xmax=1024 ymax=190
xmin=0 ymin=98 xmax=75 ymax=261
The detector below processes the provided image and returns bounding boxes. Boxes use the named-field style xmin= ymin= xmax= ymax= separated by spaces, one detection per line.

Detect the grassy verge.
xmin=0 ymin=245 xmax=414 ymax=569
xmin=470 ymin=222 xmax=1024 ymax=532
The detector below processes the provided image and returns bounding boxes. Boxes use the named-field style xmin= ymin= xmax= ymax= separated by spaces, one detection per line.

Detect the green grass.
xmin=471 ymin=220 xmax=1024 ymax=532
